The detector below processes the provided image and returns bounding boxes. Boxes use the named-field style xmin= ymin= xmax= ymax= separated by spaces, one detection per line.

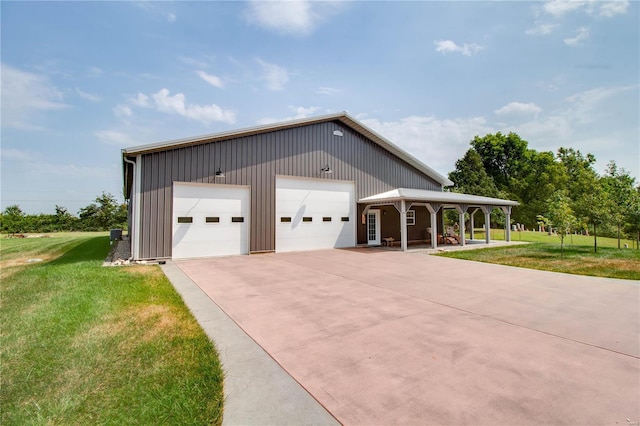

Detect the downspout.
xmin=123 ymin=156 xmax=137 ymax=260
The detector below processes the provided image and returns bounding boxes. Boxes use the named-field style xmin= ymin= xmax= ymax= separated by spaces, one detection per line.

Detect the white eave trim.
xmin=359 ymin=188 xmax=519 ymax=207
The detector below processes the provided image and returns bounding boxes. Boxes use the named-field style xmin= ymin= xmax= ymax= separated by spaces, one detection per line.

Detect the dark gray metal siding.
xmin=138 ymin=120 xmax=441 ymax=258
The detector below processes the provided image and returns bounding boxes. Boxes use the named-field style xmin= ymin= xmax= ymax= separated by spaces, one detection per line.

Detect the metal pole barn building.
xmin=122 ymin=112 xmax=518 ymax=260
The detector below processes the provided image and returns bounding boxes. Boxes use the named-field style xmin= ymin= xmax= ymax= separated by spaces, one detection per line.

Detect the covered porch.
xmin=358 ymin=188 xmax=520 ymax=252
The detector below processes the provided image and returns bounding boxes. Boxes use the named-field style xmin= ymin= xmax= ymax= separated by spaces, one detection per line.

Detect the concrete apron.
xmin=171 ymin=249 xmax=640 ymax=425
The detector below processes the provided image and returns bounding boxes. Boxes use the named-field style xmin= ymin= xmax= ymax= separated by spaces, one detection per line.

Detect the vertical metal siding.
xmin=137 ymin=120 xmax=442 ymax=258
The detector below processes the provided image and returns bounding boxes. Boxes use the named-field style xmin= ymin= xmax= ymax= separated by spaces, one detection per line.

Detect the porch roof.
xmin=358 ymin=188 xmax=519 ymax=207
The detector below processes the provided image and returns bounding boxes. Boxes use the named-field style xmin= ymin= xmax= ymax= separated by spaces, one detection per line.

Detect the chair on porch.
xmin=444 ymin=226 xmax=461 ymax=245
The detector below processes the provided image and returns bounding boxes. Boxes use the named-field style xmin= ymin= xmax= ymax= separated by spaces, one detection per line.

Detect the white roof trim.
xmin=121 ymin=112 xmax=453 ymax=187
xmin=359 ymin=188 xmax=519 ymax=206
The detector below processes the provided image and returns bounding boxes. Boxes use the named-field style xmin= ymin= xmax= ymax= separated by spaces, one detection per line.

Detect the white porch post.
xmin=469 ymin=209 xmax=476 ymax=241
xmin=502 ymin=206 xmax=512 ymax=242
xmin=400 ymin=199 xmax=408 ymax=252
xmin=425 ymin=203 xmax=441 ymax=249
xmin=430 ymin=211 xmax=438 ymax=248
xmin=456 ymin=206 xmax=466 ymax=247
xmin=481 ymin=206 xmax=491 ymax=244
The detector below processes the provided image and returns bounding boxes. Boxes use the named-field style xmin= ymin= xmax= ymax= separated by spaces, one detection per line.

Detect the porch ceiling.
xmin=358 ymin=188 xmax=519 ymax=207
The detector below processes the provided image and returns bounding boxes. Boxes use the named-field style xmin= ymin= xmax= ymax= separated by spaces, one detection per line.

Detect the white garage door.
xmin=172 ymin=182 xmax=250 ymax=259
xmin=276 ymin=177 xmax=356 ymax=253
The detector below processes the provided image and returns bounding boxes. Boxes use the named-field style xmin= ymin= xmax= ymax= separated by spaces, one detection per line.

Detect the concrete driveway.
xmin=176 ymin=248 xmax=639 ymax=425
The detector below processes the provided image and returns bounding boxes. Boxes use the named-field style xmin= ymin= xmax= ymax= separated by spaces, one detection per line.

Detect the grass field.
xmin=1 ymin=233 xmax=224 ymax=425
xmin=470 ymin=228 xmax=637 ymax=248
xmin=440 ymin=230 xmax=640 ymax=280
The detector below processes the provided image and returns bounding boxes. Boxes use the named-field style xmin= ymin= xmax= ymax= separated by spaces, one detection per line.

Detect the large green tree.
xmin=1 ymin=205 xmax=26 ymax=234
xmin=448 ymin=149 xmax=499 ymax=197
xmin=451 ymin=132 xmax=566 ymax=229
xmin=514 ymin=150 xmax=567 ymax=230
xmin=470 ymin=132 xmax=528 ymax=190
xmin=55 ymin=205 xmax=77 ymax=231
xmin=78 ymin=192 xmax=127 ymax=231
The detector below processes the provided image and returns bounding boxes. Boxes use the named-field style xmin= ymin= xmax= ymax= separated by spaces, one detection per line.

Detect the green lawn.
xmin=468 ymin=228 xmax=637 ymax=248
xmin=440 ymin=230 xmax=640 ymax=280
xmin=1 ymin=233 xmax=224 ymax=425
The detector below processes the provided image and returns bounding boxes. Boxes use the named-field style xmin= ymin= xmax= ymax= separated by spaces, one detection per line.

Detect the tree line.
xmin=1 ymin=192 xmax=127 ymax=234
xmin=448 ymin=132 xmax=640 ymax=250
xmin=3 ymin=134 xmax=639 ymax=250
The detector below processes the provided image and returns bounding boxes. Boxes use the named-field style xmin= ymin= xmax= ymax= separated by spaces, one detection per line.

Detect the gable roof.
xmin=122 ymin=112 xmax=454 ymax=187
xmin=359 ymin=188 xmax=519 ymax=207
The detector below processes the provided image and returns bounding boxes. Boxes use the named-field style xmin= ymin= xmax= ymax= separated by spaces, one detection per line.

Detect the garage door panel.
xmin=276 ymin=177 xmax=355 ymax=253
xmin=172 ymin=183 xmax=249 ymax=259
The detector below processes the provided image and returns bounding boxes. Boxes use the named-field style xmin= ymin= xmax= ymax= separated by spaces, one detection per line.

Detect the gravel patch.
xmin=104 ymin=235 xmax=131 ymax=266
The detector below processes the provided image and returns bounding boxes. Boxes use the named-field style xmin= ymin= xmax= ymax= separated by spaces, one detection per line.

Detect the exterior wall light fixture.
xmin=321 ymin=164 xmax=333 ymax=174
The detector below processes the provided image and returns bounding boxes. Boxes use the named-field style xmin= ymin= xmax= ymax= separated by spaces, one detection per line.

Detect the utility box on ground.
xmin=110 ymin=229 xmax=122 ymax=241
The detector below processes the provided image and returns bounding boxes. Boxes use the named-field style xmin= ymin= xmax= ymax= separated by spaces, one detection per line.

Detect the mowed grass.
xmin=472 ymin=228 xmax=637 ymax=248
xmin=441 ymin=230 xmax=640 ymax=280
xmin=1 ymin=233 xmax=224 ymax=425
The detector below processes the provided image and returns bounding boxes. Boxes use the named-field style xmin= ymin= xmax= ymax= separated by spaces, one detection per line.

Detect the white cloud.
xmin=525 ymin=22 xmax=556 ymax=35
xmin=196 ymin=70 xmax=224 ymax=88
xmin=543 ymin=0 xmax=629 ymax=17
xmin=150 ymin=88 xmax=236 ymax=124
xmin=256 ymin=105 xmax=323 ymax=125
xmin=497 ymin=87 xmax=635 ymax=140
xmin=564 ymin=27 xmax=590 ymax=46
xmin=290 ymin=106 xmax=321 ymax=118
xmin=434 ymin=40 xmax=483 ymax=56
xmin=316 ymin=86 xmax=342 ymax=96
xmin=495 ymin=102 xmax=543 ymax=117
xmin=347 ymin=84 xmax=639 ymax=179
xmin=256 ymin=58 xmax=289 ymax=91
xmin=130 ymin=93 xmax=151 ymax=107
xmin=76 ymin=88 xmax=101 ymax=102
xmin=0 ymin=63 xmax=68 ymax=129
xmin=599 ymin=0 xmax=629 ymax=17
xmin=167 ymin=13 xmax=176 ymax=23
xmin=362 ymin=115 xmax=494 ymax=177
xmin=95 ymin=130 xmax=137 ymax=146
xmin=565 ymin=85 xmax=638 ymax=123
xmin=508 ymin=115 xmax=573 ymax=149
xmin=113 ymin=104 xmax=133 ymax=118
xmin=492 ymin=85 xmax=639 ymax=177
xmin=244 ymin=0 xmax=345 ymax=36
xmin=119 ymin=89 xmax=235 ymax=124
xmin=543 ymin=0 xmax=588 ymax=17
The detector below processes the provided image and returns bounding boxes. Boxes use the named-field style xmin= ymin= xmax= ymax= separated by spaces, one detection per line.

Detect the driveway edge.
xmin=161 ymin=261 xmax=340 ymax=426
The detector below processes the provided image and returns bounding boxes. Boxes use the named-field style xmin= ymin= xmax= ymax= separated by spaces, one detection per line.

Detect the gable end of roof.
xmin=121 ymin=112 xmax=453 ymax=187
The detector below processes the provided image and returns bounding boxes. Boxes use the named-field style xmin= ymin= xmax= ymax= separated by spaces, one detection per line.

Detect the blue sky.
xmin=2 ymin=1 xmax=638 ymax=214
